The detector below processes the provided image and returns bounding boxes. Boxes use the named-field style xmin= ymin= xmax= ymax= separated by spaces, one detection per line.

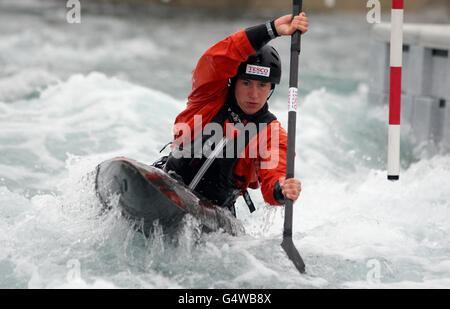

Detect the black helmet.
xmin=235 ymin=45 xmax=281 ymax=85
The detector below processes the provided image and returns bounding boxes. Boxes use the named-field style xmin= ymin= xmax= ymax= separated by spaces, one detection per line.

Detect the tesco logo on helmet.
xmin=246 ymin=64 xmax=271 ymax=77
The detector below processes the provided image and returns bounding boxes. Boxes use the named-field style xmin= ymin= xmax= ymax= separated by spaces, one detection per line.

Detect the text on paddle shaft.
xmin=178 ymin=293 xmax=271 ymax=306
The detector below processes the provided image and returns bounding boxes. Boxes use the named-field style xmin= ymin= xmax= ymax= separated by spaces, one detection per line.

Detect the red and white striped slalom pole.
xmin=387 ymin=0 xmax=404 ymax=181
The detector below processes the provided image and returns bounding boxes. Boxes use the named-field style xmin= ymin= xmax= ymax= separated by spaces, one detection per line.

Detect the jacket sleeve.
xmin=188 ymin=29 xmax=255 ymax=105
xmin=258 ymin=121 xmax=288 ymax=206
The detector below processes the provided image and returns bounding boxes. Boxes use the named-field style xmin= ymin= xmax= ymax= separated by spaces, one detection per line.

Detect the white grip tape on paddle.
xmin=288 ymin=87 xmax=298 ymax=112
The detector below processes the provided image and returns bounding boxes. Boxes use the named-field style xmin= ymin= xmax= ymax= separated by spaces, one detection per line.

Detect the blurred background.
xmin=85 ymin=0 xmax=450 ymax=15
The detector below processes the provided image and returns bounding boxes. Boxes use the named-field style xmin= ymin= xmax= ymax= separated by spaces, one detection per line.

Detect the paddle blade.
xmin=281 ymin=237 xmax=306 ymax=274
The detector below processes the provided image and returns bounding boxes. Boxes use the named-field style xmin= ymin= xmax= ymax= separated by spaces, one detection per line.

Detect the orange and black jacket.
xmin=165 ymin=22 xmax=287 ymax=208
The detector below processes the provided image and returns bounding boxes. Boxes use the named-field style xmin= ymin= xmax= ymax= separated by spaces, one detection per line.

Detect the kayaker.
xmin=163 ymin=13 xmax=309 ymax=216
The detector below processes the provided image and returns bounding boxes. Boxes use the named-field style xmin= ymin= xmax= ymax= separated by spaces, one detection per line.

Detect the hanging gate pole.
xmin=387 ymin=0 xmax=404 ymax=181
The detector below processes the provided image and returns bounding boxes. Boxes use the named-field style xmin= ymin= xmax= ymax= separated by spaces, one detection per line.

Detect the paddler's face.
xmin=234 ymin=78 xmax=272 ymax=115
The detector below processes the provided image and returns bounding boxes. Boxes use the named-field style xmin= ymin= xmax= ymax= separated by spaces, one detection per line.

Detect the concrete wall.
xmin=369 ymin=23 xmax=450 ymax=151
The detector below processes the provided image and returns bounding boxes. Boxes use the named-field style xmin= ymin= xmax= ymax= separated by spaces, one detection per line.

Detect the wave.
xmin=0 ymin=72 xmax=182 ymax=192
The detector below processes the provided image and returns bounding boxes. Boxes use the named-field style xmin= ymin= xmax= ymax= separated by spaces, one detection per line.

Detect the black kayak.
xmin=95 ymin=157 xmax=245 ymax=236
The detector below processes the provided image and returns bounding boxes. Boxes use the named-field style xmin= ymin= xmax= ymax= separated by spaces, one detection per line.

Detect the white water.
xmin=1 ymin=1 xmax=449 ymax=289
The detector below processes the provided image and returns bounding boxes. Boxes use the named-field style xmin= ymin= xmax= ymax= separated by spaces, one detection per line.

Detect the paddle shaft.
xmin=281 ymin=0 xmax=306 ymax=274
xmin=284 ymin=0 xmax=302 ymax=238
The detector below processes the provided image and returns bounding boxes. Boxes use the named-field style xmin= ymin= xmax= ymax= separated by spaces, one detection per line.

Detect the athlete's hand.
xmin=279 ymin=177 xmax=302 ymax=201
xmin=274 ymin=12 xmax=309 ymax=36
